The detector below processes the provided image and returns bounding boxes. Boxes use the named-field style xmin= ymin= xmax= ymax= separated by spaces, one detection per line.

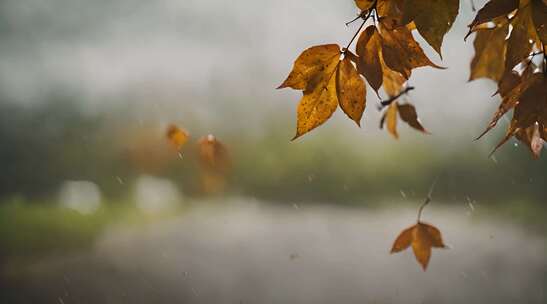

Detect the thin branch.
xmin=417 ymin=176 xmax=439 ymax=222
xmin=343 ymin=12 xmax=371 ymax=53
xmin=378 ymin=87 xmax=415 ymax=110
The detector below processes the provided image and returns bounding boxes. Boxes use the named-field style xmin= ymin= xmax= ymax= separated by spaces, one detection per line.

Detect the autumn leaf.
xmin=504 ymin=4 xmax=537 ymax=73
xmin=356 ymin=25 xmax=384 ymax=92
xmin=398 ymin=103 xmax=428 ymax=133
xmin=379 ymin=23 xmax=443 ymax=79
xmin=402 ymin=0 xmax=459 ymax=57
xmin=515 ymin=123 xmax=545 ymax=158
xmin=467 ymin=0 xmax=518 ymax=34
xmin=381 ymin=101 xmax=428 ymax=138
xmin=197 ymin=134 xmax=231 ymax=173
xmin=391 ymin=222 xmax=446 ymax=270
xmin=336 ymin=56 xmax=367 ymax=126
xmin=469 ymin=23 xmax=509 ymax=81
xmin=278 ymin=44 xmax=341 ymax=91
xmin=166 ymin=124 xmax=190 ymax=150
xmin=354 ymin=0 xmax=375 ymax=10
xmin=531 ymin=0 xmax=547 ymax=45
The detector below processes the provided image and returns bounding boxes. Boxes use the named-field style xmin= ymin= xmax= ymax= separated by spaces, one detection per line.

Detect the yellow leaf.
xmin=166 ymin=124 xmax=190 ymax=150
xmin=336 ymin=56 xmax=366 ymax=126
xmin=294 ymin=58 xmax=340 ymax=139
xmin=278 ymin=44 xmax=341 ymax=91
xmin=386 ymin=102 xmax=399 ymax=139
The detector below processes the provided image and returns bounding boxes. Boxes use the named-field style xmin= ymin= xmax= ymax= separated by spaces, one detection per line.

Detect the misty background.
xmin=0 ymin=0 xmax=545 ymax=303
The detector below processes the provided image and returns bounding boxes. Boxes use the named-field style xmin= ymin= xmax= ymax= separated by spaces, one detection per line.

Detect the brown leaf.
xmin=354 ymin=0 xmax=375 ymax=10
xmin=468 ymin=0 xmax=518 ymax=31
xmin=515 ymin=123 xmax=545 ymax=158
xmin=336 ymin=56 xmax=366 ymax=126
xmin=379 ymin=24 xmax=443 ymax=79
xmin=398 ymin=103 xmax=428 ymax=133
xmin=477 ymin=65 xmax=541 ymax=139
xmin=377 ymin=0 xmax=406 ymax=28
xmin=402 ymin=0 xmax=459 ymax=56
xmin=469 ymin=23 xmax=509 ymax=81
xmin=166 ymin=124 xmax=190 ymax=150
xmin=391 ymin=222 xmax=447 ymax=270
xmin=356 ymin=25 xmax=384 ymax=92
xmin=505 ymin=5 xmax=537 ymax=73
xmin=278 ymin=44 xmax=341 ymax=91
xmin=197 ymin=134 xmax=231 ymax=173
xmin=531 ymin=0 xmax=547 ymax=45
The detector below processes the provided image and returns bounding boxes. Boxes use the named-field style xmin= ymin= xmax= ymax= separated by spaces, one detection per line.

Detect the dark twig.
xmin=378 ymin=87 xmax=415 ymax=110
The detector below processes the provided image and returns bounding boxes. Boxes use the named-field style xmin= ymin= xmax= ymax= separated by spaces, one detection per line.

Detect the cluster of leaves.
xmin=279 ymin=0 xmax=461 ymax=139
xmin=166 ymin=124 xmax=231 ymax=193
xmin=468 ymin=0 xmax=546 ymax=157
xmin=279 ymin=0 xmax=546 ymax=158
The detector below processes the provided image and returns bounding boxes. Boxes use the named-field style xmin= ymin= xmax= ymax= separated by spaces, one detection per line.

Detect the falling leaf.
xmin=197 ymin=134 xmax=231 ymax=173
xmin=402 ymin=0 xmax=459 ymax=56
xmin=391 ymin=222 xmax=447 ymax=270
xmin=336 ymin=56 xmax=367 ymax=126
xmin=166 ymin=124 xmax=190 ymax=150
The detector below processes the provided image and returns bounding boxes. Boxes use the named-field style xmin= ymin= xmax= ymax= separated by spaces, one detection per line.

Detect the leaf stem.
xmin=343 ymin=11 xmax=371 ymax=53
xmin=417 ymin=177 xmax=439 ymax=222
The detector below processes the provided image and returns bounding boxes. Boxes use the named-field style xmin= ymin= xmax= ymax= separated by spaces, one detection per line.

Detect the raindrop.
xmin=292 ymin=203 xmax=300 ymax=209
xmin=400 ymin=190 xmax=407 ymax=199
xmin=116 ymin=176 xmax=124 ymax=185
xmin=178 ymin=152 xmax=184 ymax=159
xmin=307 ymin=174 xmax=315 ymax=182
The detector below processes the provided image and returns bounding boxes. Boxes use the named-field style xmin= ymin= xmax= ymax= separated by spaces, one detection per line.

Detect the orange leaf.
xmin=166 ymin=124 xmax=190 ymax=150
xmin=391 ymin=222 xmax=447 ymax=270
xmin=336 ymin=56 xmax=366 ymax=126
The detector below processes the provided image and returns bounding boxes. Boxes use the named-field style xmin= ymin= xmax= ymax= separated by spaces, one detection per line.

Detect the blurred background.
xmin=0 ymin=0 xmax=545 ymax=303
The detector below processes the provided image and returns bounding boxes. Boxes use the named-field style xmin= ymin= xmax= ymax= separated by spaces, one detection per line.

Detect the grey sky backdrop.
xmin=0 ymin=0 xmax=501 ymax=142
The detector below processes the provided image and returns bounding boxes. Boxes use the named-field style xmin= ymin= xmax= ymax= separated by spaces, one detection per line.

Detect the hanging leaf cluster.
xmin=469 ymin=0 xmax=546 ymax=158
xmin=278 ymin=0 xmax=459 ymax=139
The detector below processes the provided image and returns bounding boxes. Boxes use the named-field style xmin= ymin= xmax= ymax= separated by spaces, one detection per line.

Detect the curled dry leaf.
xmin=391 ymin=221 xmax=447 ymax=270
xmin=166 ymin=124 xmax=190 ymax=150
